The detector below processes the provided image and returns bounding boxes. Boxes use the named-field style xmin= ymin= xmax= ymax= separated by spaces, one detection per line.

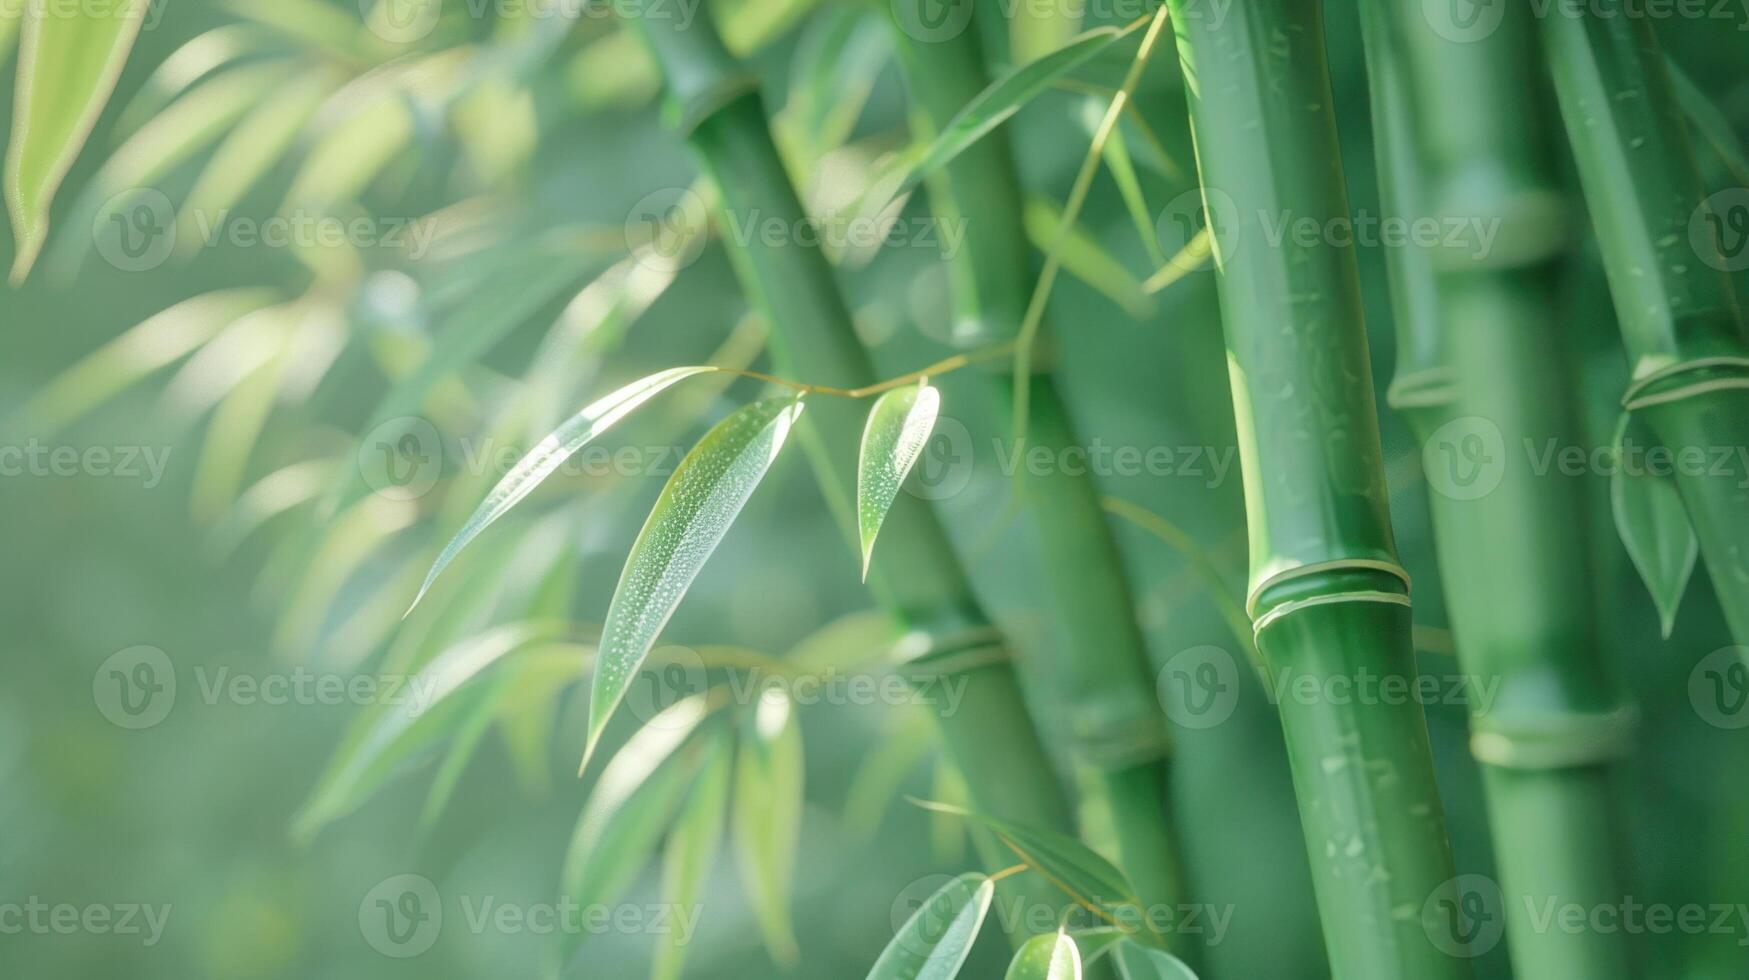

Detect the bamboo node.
xmin=1468 ymin=704 xmax=1640 ymax=770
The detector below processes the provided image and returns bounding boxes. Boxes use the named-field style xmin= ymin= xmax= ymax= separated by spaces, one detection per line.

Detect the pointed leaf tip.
xmin=858 ymin=381 xmax=940 ymax=581
xmin=866 ymin=872 xmax=994 ymax=980
xmin=1006 ymin=930 xmax=1083 ymax=980
xmin=405 ymin=366 xmax=717 ymax=617
xmin=1609 ymin=414 xmax=1698 ymax=639
xmin=585 ymin=397 xmax=803 ymax=771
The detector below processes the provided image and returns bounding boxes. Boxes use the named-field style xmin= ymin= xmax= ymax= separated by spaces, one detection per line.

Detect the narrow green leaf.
xmin=1070 ymin=928 xmax=1127 ymax=964
xmin=1024 ymin=197 xmax=1154 ymax=319
xmin=1611 ymin=413 xmax=1699 ymax=638
xmin=414 ymin=674 xmax=504 ymax=838
xmin=911 ymin=799 xmax=1152 ymax=940
xmin=862 ymin=20 xmax=1146 ymax=217
xmin=560 ymin=702 xmax=713 ymax=967
xmin=408 ymin=366 xmax=720 ymax=614
xmin=584 ymin=397 xmax=806 ymax=766
xmin=734 ymin=686 xmax=805 ymax=966
xmin=858 ymin=381 xmax=941 ymax=579
xmin=6 ymin=0 xmax=148 ymax=281
xmin=866 ymin=872 xmax=994 ymax=980
xmin=292 ymin=622 xmax=555 ymax=838
xmin=844 ymin=710 xmax=934 ymax=837
xmin=1094 ymin=109 xmax=1166 ymax=269
xmin=1112 ymin=941 xmax=1199 ymax=980
xmin=1007 ymin=930 xmax=1082 ymax=980
xmin=653 ymin=728 xmax=733 ymax=980
xmin=1668 ymin=55 xmax=1749 ymax=188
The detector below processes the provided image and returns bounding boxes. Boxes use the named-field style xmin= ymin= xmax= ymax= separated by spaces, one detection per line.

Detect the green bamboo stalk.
xmin=1359 ymin=2 xmax=1637 ymax=976
xmin=882 ymin=0 xmax=1191 ymax=943
xmin=1540 ymin=0 xmax=1749 ymax=644
xmin=622 ymin=0 xmax=1077 ymax=938
xmin=1165 ymin=2 xmax=1468 ymax=976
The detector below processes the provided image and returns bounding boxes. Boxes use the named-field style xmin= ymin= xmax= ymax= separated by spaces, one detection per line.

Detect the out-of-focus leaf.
xmin=280 ymin=92 xmax=415 ymax=213
xmin=408 ymin=366 xmax=718 ymax=614
xmin=47 ymin=60 xmax=296 ymax=282
xmin=189 ymin=329 xmax=295 ymax=522
xmin=1611 ymin=413 xmax=1698 ymax=638
xmin=844 ymin=709 xmax=933 ymax=837
xmin=913 ymin=800 xmax=1152 ymax=940
xmin=115 ymin=24 xmax=272 ymax=133
xmin=929 ymin=761 xmax=969 ymax=866
xmin=779 ymin=8 xmax=889 ymax=171
xmin=222 ymin=0 xmax=366 ymax=61
xmin=858 ymin=381 xmax=940 ymax=579
xmin=207 ymin=458 xmax=337 ymax=558
xmin=561 ymin=697 xmax=713 ymax=948
xmin=1007 ymin=930 xmax=1082 ymax=980
xmin=415 ymin=673 xmax=504 ymax=837
xmin=788 ymin=608 xmax=897 ymax=672
xmin=293 ymin=621 xmax=557 ymax=839
xmin=583 ymin=397 xmax=805 ymax=765
xmin=1072 ymin=928 xmax=1127 ymax=964
xmin=176 ymin=69 xmax=339 ymax=254
xmin=493 ymin=642 xmax=581 ymax=797
xmin=1113 ymin=941 xmax=1199 ymax=979
xmin=6 ymin=0 xmax=149 ymax=280
xmin=860 ymin=21 xmax=1146 ymax=219
xmin=25 ymin=288 xmax=277 ymax=435
xmin=733 ymin=687 xmax=804 ymax=966
xmin=718 ymin=0 xmax=820 ymax=54
xmin=652 ymin=728 xmax=733 ymax=980
xmin=1668 ymin=55 xmax=1749 ymax=187
xmin=1024 ymin=197 xmax=1152 ymax=319
xmin=0 ymin=5 xmax=21 ymax=64
xmin=865 ymin=872 xmax=994 ymax=980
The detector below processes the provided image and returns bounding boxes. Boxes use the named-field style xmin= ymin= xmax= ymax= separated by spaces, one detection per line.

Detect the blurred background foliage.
xmin=2 ymin=1 xmax=1748 ymax=978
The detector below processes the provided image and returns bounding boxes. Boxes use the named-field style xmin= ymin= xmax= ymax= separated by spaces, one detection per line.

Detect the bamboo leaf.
xmin=866 ymin=872 xmax=994 ymax=980
xmin=1007 ymin=930 xmax=1083 ymax=980
xmin=862 ymin=20 xmax=1146 ymax=217
xmin=584 ymin=397 xmax=806 ymax=766
xmin=1667 ymin=55 xmax=1749 ymax=188
xmin=561 ymin=700 xmax=714 ymax=967
xmin=1024 ymin=197 xmax=1153 ymax=319
xmin=292 ymin=622 xmax=556 ymax=839
xmin=858 ymin=381 xmax=940 ymax=580
xmin=1112 ymin=941 xmax=1198 ymax=979
xmin=912 ymin=799 xmax=1154 ymax=941
xmin=408 ymin=366 xmax=720 ymax=614
xmin=1071 ymin=928 xmax=1127 ymax=963
xmin=1610 ymin=413 xmax=1698 ymax=638
xmin=1095 ymin=110 xmax=1166 ymax=268
xmin=6 ymin=0 xmax=149 ymax=281
xmin=652 ymin=727 xmax=733 ymax=980
xmin=733 ymin=686 xmax=805 ymax=966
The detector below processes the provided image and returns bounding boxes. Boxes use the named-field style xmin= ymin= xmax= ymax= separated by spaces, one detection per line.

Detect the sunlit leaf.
xmin=1611 ymin=413 xmax=1698 ymax=638
xmin=1113 ymin=941 xmax=1199 ymax=979
xmin=1007 ymin=930 xmax=1082 ymax=980
xmin=858 ymin=381 xmax=940 ymax=580
xmin=583 ymin=397 xmax=806 ymax=765
xmin=408 ymin=366 xmax=719 ymax=614
xmin=734 ymin=687 xmax=805 ymax=966
xmin=6 ymin=0 xmax=149 ymax=281
xmin=563 ymin=697 xmax=713 ymax=912
xmin=293 ymin=621 xmax=557 ymax=839
xmin=653 ymin=727 xmax=733 ymax=980
xmin=25 ymin=288 xmax=278 ymax=435
xmin=114 ymin=24 xmax=272 ymax=133
xmin=866 ymin=872 xmax=994 ymax=980
xmin=860 ymin=20 xmax=1147 ymax=219
xmin=788 ymin=608 xmax=897 ymax=672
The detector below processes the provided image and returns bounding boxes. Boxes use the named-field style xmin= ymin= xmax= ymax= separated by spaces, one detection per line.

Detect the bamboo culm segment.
xmin=624 ymin=1 xmax=1079 ymax=940
xmin=884 ymin=0 xmax=1190 ymax=938
xmin=1166 ymin=1 xmax=1468 ymax=976
xmin=1540 ymin=1 xmax=1749 ymax=644
xmin=1359 ymin=1 xmax=1634 ymax=975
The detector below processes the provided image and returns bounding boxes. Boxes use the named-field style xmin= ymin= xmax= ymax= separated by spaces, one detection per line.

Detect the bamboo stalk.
xmin=883 ymin=0 xmax=1192 ymax=946
xmin=1164 ymin=1 xmax=1468 ymax=976
xmin=1358 ymin=2 xmax=1637 ymax=975
xmin=622 ymin=0 xmax=1077 ymax=938
xmin=1540 ymin=0 xmax=1749 ymax=644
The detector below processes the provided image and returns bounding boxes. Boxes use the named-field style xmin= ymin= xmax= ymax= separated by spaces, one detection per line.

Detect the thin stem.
xmin=1011 ymin=5 xmax=1171 ymax=444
